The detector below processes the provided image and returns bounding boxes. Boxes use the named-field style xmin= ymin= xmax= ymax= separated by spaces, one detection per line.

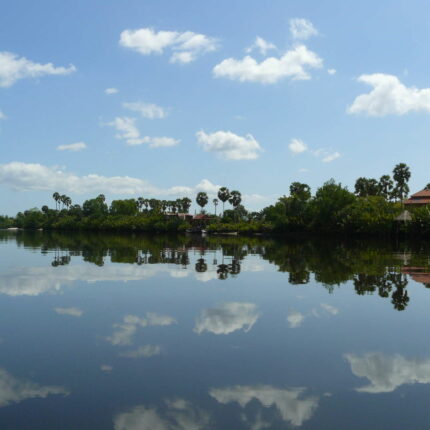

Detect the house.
xmin=404 ymin=189 xmax=430 ymax=207
xmin=164 ymin=212 xmax=193 ymax=221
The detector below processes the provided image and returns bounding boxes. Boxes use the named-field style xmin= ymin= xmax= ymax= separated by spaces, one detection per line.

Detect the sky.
xmin=1 ymin=0 xmax=430 ymax=215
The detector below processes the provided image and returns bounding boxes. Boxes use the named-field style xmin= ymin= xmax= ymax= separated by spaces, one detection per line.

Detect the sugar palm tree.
xmin=213 ymin=198 xmax=219 ymax=215
xmin=229 ymin=191 xmax=242 ymax=222
xmin=196 ymin=192 xmax=208 ymax=213
xmin=218 ymin=187 xmax=230 ymax=214
xmin=52 ymin=192 xmax=60 ymax=210
xmin=182 ymin=197 xmax=192 ymax=214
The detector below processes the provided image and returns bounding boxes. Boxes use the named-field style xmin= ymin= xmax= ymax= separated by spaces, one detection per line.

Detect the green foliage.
xmin=110 ymin=199 xmax=138 ymax=216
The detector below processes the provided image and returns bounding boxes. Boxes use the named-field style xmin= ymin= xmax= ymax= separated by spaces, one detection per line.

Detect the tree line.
xmin=2 ymin=162 xmax=430 ymax=236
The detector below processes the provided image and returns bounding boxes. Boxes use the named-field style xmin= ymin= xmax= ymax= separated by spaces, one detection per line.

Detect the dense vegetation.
xmin=2 ymin=162 xmax=430 ymax=236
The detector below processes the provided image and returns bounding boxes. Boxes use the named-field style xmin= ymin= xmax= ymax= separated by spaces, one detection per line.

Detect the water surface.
xmin=1 ymin=231 xmax=430 ymax=429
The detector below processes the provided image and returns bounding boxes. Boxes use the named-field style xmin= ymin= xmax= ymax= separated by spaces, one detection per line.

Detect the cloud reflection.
xmin=194 ymin=302 xmax=259 ymax=335
xmin=114 ymin=399 xmax=210 ymax=430
xmin=345 ymin=352 xmax=430 ymax=393
xmin=0 ymin=368 xmax=68 ymax=407
xmin=120 ymin=345 xmax=161 ymax=358
xmin=107 ymin=313 xmax=176 ymax=346
xmin=210 ymin=385 xmax=319 ymax=427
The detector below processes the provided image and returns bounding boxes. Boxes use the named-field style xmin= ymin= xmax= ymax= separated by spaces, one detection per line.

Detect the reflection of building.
xmin=401 ymin=267 xmax=430 ymax=286
xmin=404 ymin=189 xmax=430 ymax=207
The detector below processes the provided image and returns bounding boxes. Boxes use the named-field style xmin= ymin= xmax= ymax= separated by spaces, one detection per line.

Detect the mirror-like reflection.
xmin=2 ymin=230 xmax=430 ymax=429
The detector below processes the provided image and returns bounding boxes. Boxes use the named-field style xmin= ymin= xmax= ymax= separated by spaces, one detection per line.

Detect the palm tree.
xmin=213 ymin=198 xmax=219 ymax=215
xmin=218 ymin=187 xmax=230 ymax=214
xmin=52 ymin=192 xmax=60 ymax=210
xmin=137 ymin=197 xmax=144 ymax=212
xmin=229 ymin=191 xmax=242 ymax=222
xmin=196 ymin=192 xmax=208 ymax=213
xmin=176 ymin=198 xmax=183 ymax=213
xmin=182 ymin=197 xmax=192 ymax=214
xmin=379 ymin=175 xmax=393 ymax=200
xmin=64 ymin=196 xmax=72 ymax=209
xmin=392 ymin=163 xmax=411 ymax=201
xmin=229 ymin=190 xmax=242 ymax=208
xmin=60 ymin=194 xmax=67 ymax=209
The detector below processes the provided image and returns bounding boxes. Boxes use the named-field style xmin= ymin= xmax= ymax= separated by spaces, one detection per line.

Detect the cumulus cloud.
xmin=0 ymin=51 xmax=76 ymax=88
xmin=194 ymin=302 xmax=259 ymax=335
xmin=0 ymin=164 xmax=226 ymax=198
xmin=107 ymin=313 xmax=176 ymax=346
xmin=56 ymin=142 xmax=87 ymax=152
xmin=348 ymin=73 xmax=430 ymax=116
xmin=322 ymin=152 xmax=340 ymax=163
xmin=0 ymin=368 xmax=68 ymax=407
xmin=114 ymin=400 xmax=210 ymax=430
xmin=287 ymin=310 xmax=305 ymax=328
xmin=196 ymin=130 xmax=262 ymax=160
xmin=107 ymin=116 xmax=179 ymax=147
xmin=246 ymin=37 xmax=277 ymax=55
xmin=54 ymin=307 xmax=83 ymax=317
xmin=119 ymin=28 xmax=218 ymax=64
xmin=213 ymin=45 xmax=322 ymax=84
xmin=345 ymin=352 xmax=430 ymax=393
xmin=327 ymin=68 xmax=336 ymax=75
xmin=210 ymin=385 xmax=319 ymax=427
xmin=123 ymin=101 xmax=166 ymax=119
xmin=289 ymin=18 xmax=319 ymax=40
xmin=288 ymin=139 xmax=340 ymax=163
xmin=289 ymin=138 xmax=307 ymax=154
xmin=105 ymin=87 xmax=119 ymax=95
xmin=120 ymin=345 xmax=161 ymax=358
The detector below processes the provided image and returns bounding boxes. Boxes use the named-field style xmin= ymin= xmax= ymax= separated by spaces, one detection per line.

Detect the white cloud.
xmin=0 ymin=51 xmax=76 ymax=88
xmin=322 ymin=151 xmax=340 ymax=163
xmin=288 ymin=139 xmax=340 ymax=163
xmin=213 ymin=45 xmax=322 ymax=84
xmin=289 ymin=138 xmax=307 ymax=154
xmin=108 ymin=116 xmax=179 ymax=147
xmin=289 ymin=18 xmax=318 ymax=40
xmin=0 ymin=368 xmax=68 ymax=407
xmin=107 ymin=116 xmax=141 ymax=144
xmin=114 ymin=400 xmax=210 ymax=430
xmin=107 ymin=313 xmax=176 ymax=346
xmin=348 ymin=73 xmax=430 ymax=116
xmin=0 ymin=162 xmax=226 ymax=198
xmin=54 ymin=307 xmax=83 ymax=317
xmin=196 ymin=130 xmax=262 ymax=160
xmin=105 ymin=87 xmax=119 ymax=95
xmin=194 ymin=302 xmax=259 ymax=335
xmin=320 ymin=303 xmax=338 ymax=315
xmin=120 ymin=345 xmax=161 ymax=358
xmin=287 ymin=310 xmax=305 ymax=328
xmin=210 ymin=385 xmax=319 ymax=427
xmin=56 ymin=142 xmax=87 ymax=152
xmin=119 ymin=28 xmax=218 ymax=64
xmin=345 ymin=352 xmax=430 ymax=393
xmin=123 ymin=101 xmax=166 ymax=119
xmin=0 ymin=110 xmax=5 ymax=119
xmin=246 ymin=37 xmax=277 ymax=55
xmin=327 ymin=68 xmax=336 ymax=75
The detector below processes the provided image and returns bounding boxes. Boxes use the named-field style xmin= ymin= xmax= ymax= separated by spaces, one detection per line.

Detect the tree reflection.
xmin=8 ymin=230 xmax=430 ymax=311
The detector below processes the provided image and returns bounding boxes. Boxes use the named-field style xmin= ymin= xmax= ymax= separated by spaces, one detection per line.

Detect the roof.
xmin=402 ymin=267 xmax=430 ymax=285
xmin=404 ymin=198 xmax=430 ymax=205
xmin=410 ymin=189 xmax=430 ymax=198
xmin=193 ymin=214 xmax=212 ymax=219
xmin=395 ymin=210 xmax=412 ymax=221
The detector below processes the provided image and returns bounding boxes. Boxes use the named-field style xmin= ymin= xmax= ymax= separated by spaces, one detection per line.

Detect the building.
xmin=403 ymin=189 xmax=430 ymax=207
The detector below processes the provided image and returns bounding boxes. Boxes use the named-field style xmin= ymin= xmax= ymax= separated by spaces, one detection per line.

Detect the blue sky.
xmin=1 ymin=0 xmax=430 ymax=214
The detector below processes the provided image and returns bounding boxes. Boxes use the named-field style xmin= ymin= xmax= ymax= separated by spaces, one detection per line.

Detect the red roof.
xmin=410 ymin=189 xmax=430 ymax=198
xmin=404 ymin=189 xmax=430 ymax=205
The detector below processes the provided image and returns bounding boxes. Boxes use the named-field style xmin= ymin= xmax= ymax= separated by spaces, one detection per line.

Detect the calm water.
xmin=1 ymin=231 xmax=430 ymax=429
